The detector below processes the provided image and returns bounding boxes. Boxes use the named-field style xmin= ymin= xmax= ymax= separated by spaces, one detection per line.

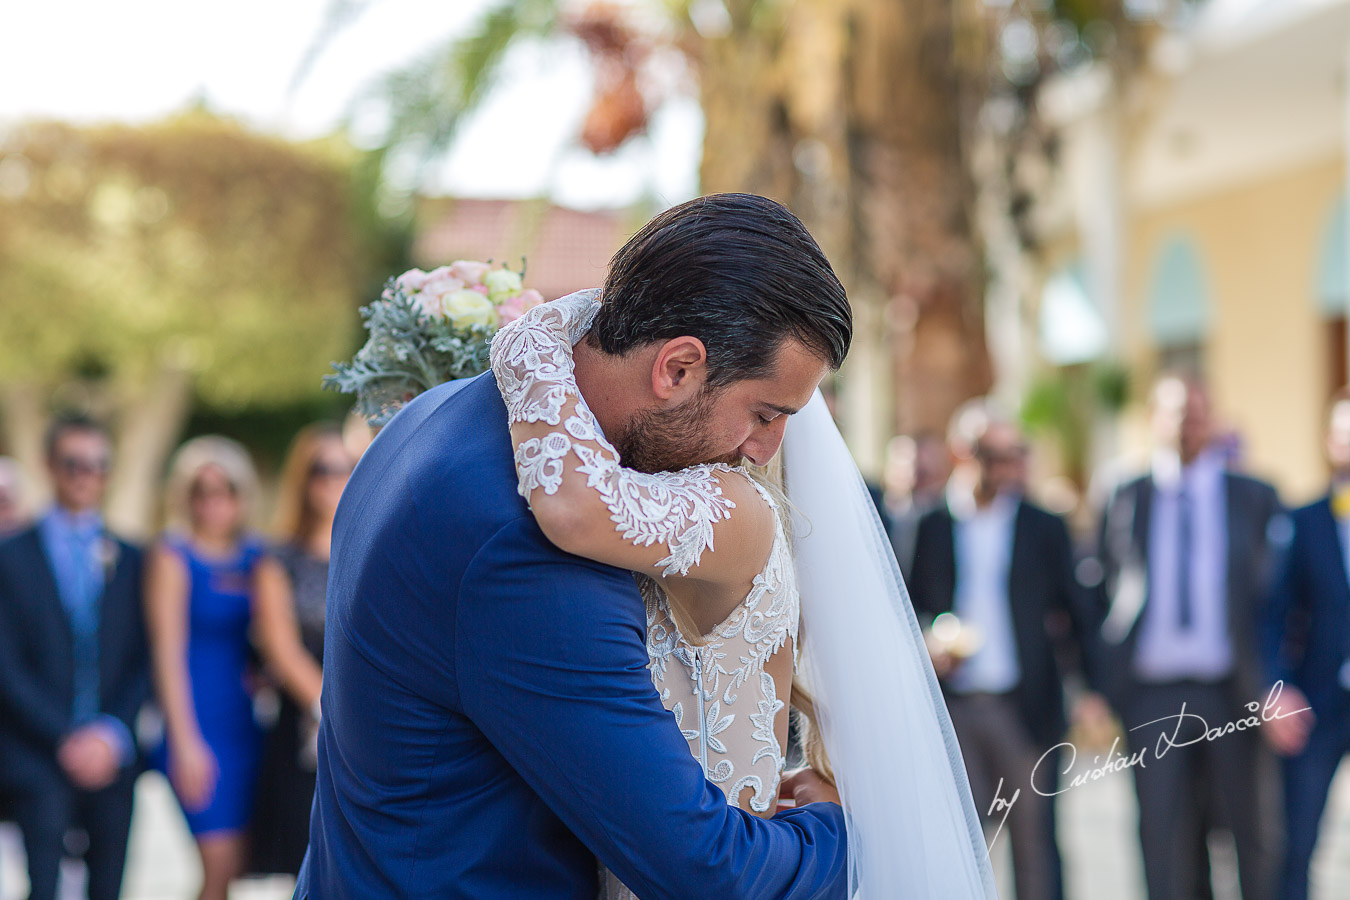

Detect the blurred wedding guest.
xmin=146 ymin=436 xmax=268 ymax=900
xmin=0 ymin=414 xmax=148 ymax=900
xmin=909 ymin=401 xmax=1104 ymax=900
xmin=883 ymin=431 xmax=948 ymax=579
xmin=250 ymin=424 xmax=353 ymax=876
xmin=1262 ymin=388 xmax=1350 ymax=900
xmin=0 ymin=456 xmax=28 ymax=537
xmin=341 ymin=408 xmax=376 ymax=459
xmin=1094 ymin=373 xmax=1282 ymax=900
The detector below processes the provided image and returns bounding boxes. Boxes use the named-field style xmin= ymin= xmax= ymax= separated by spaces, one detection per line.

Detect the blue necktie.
xmin=66 ymin=529 xmax=102 ymax=724
xmin=1177 ymin=488 xmax=1193 ymax=630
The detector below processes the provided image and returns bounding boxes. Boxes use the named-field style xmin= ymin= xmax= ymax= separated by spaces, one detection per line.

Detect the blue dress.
xmin=155 ymin=535 xmax=265 ymax=836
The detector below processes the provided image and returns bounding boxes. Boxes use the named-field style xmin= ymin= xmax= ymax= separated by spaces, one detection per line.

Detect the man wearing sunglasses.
xmin=0 ymin=414 xmax=149 ymax=900
xmin=909 ymin=400 xmax=1106 ymax=900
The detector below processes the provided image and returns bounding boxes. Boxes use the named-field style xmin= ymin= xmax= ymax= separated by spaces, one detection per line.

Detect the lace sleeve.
xmin=489 ymin=291 xmax=765 ymax=579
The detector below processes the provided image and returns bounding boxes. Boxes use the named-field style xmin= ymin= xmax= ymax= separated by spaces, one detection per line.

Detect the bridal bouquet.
xmin=325 ymin=260 xmax=544 ymax=425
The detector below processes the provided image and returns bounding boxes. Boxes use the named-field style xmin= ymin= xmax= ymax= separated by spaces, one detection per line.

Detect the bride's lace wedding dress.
xmin=601 ymin=503 xmax=798 ymax=899
xmin=640 ymin=480 xmax=797 ymax=814
xmin=490 ymin=291 xmax=801 ymax=900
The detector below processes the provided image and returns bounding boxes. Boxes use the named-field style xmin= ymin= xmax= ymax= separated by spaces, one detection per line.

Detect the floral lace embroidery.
xmin=514 ymin=432 xmax=572 ymax=496
xmin=489 ymin=291 xmax=738 ymax=577
xmin=638 ymin=477 xmax=799 ymax=816
xmin=492 ymin=289 xmax=601 ymax=426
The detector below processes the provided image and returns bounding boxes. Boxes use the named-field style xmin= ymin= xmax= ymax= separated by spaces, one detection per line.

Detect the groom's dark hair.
xmin=589 ymin=193 xmax=852 ymax=387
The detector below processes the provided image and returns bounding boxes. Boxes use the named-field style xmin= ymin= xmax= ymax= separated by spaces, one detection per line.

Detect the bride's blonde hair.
xmin=757 ymin=456 xmax=835 ymax=786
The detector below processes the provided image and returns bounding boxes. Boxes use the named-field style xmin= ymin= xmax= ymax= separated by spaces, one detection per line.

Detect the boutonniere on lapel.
xmin=97 ymin=536 xmax=120 ymax=584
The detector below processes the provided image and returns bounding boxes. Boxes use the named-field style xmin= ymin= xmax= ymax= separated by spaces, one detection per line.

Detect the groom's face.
xmin=614 ymin=339 xmax=829 ymax=473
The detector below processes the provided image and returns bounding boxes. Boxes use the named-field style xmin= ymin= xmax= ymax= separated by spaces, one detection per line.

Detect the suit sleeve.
xmin=907 ymin=513 xmax=939 ymax=621
xmin=105 ymin=545 xmax=149 ymax=742
xmin=0 ymin=551 xmax=72 ymax=750
xmin=1048 ymin=514 xmax=1104 ymax=694
xmin=1261 ymin=513 xmax=1303 ymax=689
xmin=455 ymin=517 xmax=848 ymax=900
xmin=1258 ymin=484 xmax=1289 ymax=594
xmin=1090 ymin=490 xmax=1120 ymax=624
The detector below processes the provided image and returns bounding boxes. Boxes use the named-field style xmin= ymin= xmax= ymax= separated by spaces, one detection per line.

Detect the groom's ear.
xmin=651 ymin=337 xmax=709 ymax=401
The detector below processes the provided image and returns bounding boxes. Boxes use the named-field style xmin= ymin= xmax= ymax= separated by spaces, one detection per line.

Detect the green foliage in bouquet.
xmin=323 ymin=281 xmax=493 ymax=425
xmin=324 ymin=261 xmax=543 ymax=425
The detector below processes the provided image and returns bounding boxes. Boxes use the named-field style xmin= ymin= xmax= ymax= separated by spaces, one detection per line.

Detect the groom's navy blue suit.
xmin=1264 ymin=494 xmax=1350 ymax=900
xmin=295 ymin=374 xmax=847 ymax=899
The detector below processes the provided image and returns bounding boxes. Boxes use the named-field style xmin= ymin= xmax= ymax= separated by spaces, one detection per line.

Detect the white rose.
xmin=484 ymin=268 xmax=524 ymax=303
xmin=441 ymin=289 xmax=496 ymax=327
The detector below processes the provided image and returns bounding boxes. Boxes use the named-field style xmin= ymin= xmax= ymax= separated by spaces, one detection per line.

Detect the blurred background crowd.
xmin=5 ymin=0 xmax=1350 ymax=897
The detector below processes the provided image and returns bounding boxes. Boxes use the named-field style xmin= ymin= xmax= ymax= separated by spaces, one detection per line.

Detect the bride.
xmin=490 ymin=290 xmax=997 ymax=899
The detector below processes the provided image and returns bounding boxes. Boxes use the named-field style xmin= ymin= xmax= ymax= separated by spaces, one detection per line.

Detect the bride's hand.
xmin=780 ymin=767 xmax=840 ymax=807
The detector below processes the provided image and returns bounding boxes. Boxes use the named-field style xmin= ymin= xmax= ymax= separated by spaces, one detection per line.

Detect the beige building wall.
xmin=1118 ymin=155 xmax=1343 ymax=503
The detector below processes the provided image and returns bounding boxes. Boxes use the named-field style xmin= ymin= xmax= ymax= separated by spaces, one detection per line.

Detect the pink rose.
xmin=470 ymin=283 xmax=490 ymax=296
xmin=517 ymin=288 xmax=544 ymax=312
xmin=496 ymin=295 xmax=526 ymax=324
xmin=394 ymin=267 xmax=430 ymax=294
xmin=422 ymin=266 xmax=466 ymax=296
xmin=413 ymin=293 xmax=446 ymax=319
xmin=448 ymin=260 xmax=491 ymax=285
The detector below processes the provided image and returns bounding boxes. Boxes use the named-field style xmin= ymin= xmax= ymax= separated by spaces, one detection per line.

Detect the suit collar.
xmin=947 ymin=486 xmax=1021 ymax=523
xmin=41 ymin=506 xmax=104 ymax=539
xmin=1310 ymin=495 xmax=1350 ymax=598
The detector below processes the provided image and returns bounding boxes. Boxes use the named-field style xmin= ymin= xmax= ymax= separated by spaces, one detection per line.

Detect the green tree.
xmin=0 ymin=112 xmax=394 ymax=535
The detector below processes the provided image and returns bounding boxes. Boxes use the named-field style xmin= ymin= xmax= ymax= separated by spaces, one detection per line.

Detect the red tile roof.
xmin=413 ymin=198 xmax=629 ymax=300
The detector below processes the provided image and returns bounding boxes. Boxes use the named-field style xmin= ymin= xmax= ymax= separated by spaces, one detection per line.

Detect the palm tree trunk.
xmin=693 ymin=0 xmax=993 ymax=469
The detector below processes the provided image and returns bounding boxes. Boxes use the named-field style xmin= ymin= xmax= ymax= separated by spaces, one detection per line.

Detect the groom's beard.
xmin=612 ymin=387 xmax=738 ymax=474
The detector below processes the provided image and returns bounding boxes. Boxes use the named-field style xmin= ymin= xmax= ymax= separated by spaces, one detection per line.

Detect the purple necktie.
xmin=1177 ymin=487 xmax=1193 ymax=630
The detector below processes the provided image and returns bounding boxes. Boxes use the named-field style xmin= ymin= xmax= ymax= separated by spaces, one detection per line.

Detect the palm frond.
xmin=288 ymin=0 xmax=384 ymax=101
xmin=357 ymin=0 xmax=560 ymax=186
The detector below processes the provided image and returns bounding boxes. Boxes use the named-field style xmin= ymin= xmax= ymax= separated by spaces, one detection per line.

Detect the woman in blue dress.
xmin=146 ymin=436 xmax=267 ymax=900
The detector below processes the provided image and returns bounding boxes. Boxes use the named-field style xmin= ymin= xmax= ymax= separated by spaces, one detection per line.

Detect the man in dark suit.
xmin=296 ymin=194 xmax=849 ymax=899
xmin=1263 ymin=388 xmax=1350 ymax=900
xmin=0 ymin=414 xmax=148 ymax=900
xmin=910 ymin=402 xmax=1103 ymax=900
xmin=1094 ymin=374 xmax=1281 ymax=900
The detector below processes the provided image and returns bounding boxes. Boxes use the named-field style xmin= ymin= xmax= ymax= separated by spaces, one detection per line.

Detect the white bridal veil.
xmin=782 ymin=392 xmax=998 ymax=898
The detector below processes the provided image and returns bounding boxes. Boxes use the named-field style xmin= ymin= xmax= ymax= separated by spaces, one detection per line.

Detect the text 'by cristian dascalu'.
xmin=985 ymin=681 xmax=1310 ymax=847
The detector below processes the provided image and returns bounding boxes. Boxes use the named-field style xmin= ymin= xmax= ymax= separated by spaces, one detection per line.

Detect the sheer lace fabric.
xmin=490 ymin=290 xmax=741 ymax=578
xmin=490 ymin=292 xmax=800 ymax=900
xmin=640 ymin=475 xmax=798 ymax=813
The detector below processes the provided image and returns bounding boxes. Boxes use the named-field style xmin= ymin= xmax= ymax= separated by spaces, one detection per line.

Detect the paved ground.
xmin=3 ymin=759 xmax=1350 ymax=899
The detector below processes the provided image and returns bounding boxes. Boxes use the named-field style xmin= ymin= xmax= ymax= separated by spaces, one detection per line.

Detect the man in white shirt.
xmin=911 ymin=402 xmax=1104 ymax=900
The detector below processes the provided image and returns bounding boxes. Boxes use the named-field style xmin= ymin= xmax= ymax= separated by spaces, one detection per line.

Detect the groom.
xmin=296 ymin=194 xmax=852 ymax=898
